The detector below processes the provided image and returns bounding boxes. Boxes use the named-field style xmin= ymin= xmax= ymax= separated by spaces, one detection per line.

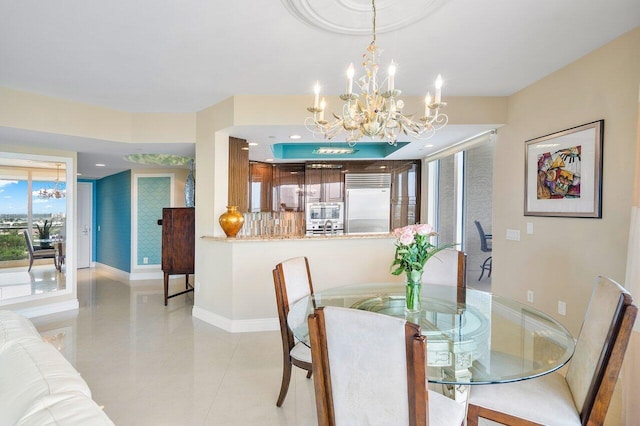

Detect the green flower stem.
xmin=405 ymin=269 xmax=423 ymax=313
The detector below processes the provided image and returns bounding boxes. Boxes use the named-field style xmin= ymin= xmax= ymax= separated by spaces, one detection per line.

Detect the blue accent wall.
xmin=136 ymin=176 xmax=170 ymax=265
xmin=96 ymin=171 xmax=131 ymax=272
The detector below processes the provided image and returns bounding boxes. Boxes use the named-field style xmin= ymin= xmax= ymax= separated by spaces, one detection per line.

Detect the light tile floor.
xmin=26 ymin=267 xmax=627 ymax=425
xmin=31 ymin=268 xmax=317 ymax=426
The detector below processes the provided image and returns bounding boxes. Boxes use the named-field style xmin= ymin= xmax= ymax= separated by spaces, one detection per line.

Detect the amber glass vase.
xmin=219 ymin=206 xmax=244 ymax=237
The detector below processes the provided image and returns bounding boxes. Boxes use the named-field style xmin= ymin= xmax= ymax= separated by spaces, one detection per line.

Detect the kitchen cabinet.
xmin=305 ymin=166 xmax=344 ymax=204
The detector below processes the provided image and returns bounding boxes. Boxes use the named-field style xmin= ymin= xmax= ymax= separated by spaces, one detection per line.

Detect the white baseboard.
xmin=95 ymin=263 xmax=130 ymax=281
xmin=192 ymin=306 xmax=279 ymax=333
xmin=129 ymin=270 xmax=164 ymax=281
xmin=94 ymin=263 xmax=189 ymax=284
xmin=17 ymin=299 xmax=79 ymax=319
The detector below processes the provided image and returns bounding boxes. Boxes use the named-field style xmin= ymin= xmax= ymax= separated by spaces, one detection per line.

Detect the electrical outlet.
xmin=527 ymin=290 xmax=534 ymax=303
xmin=558 ymin=301 xmax=567 ymax=316
xmin=143 ymin=257 xmax=148 ymax=264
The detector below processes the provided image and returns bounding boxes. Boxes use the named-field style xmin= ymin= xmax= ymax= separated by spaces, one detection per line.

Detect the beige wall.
xmin=493 ymin=29 xmax=640 ymax=424
xmin=492 ymin=27 xmax=640 ymax=333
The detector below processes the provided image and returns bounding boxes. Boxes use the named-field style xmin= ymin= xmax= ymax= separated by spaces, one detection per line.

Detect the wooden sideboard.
xmin=160 ymin=207 xmax=195 ymax=305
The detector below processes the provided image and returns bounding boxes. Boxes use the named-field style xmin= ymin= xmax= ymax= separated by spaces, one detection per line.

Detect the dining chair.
xmin=466 ymin=276 xmax=638 ymax=426
xmin=473 ymin=220 xmax=492 ymax=280
xmin=23 ymin=230 xmax=56 ymax=272
xmin=308 ymin=306 xmax=466 ymax=426
xmin=272 ymin=256 xmax=314 ymax=407
xmin=423 ymin=249 xmax=467 ymax=306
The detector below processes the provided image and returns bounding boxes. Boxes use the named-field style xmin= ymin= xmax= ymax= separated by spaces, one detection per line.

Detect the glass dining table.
xmin=288 ymin=283 xmax=575 ymax=402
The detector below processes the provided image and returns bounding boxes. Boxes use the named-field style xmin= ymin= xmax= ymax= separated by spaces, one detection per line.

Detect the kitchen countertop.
xmin=201 ymin=233 xmax=395 ymax=242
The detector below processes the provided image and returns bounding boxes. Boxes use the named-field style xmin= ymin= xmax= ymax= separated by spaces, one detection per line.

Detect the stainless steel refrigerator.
xmin=345 ymin=173 xmax=391 ymax=234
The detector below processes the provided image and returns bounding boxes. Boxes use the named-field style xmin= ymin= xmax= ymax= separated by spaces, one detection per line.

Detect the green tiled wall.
xmin=137 ymin=176 xmax=171 ymax=266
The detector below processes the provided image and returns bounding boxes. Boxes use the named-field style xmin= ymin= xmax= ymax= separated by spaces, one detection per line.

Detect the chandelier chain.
xmin=371 ymin=0 xmax=376 ymax=45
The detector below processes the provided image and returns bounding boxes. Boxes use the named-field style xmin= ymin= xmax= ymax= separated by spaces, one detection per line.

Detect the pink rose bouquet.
xmin=390 ymin=224 xmax=449 ymax=276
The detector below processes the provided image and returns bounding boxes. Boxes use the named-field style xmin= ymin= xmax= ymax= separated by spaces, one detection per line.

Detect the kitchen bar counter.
xmin=200 ymin=233 xmax=394 ymax=242
xmin=193 ymin=232 xmax=403 ymax=333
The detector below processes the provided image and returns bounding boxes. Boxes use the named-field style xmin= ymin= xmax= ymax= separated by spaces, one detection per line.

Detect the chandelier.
xmin=38 ymin=164 xmax=65 ymax=199
xmin=305 ymin=0 xmax=448 ymax=147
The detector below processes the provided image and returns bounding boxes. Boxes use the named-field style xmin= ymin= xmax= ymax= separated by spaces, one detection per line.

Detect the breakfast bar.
xmin=192 ymin=233 xmax=403 ymax=332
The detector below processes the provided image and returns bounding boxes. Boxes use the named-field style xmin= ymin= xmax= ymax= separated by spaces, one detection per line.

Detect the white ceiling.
xmin=0 ymin=0 xmax=638 ymax=177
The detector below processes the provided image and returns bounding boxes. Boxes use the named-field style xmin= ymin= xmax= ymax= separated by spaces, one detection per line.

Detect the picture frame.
xmin=524 ymin=120 xmax=604 ymax=218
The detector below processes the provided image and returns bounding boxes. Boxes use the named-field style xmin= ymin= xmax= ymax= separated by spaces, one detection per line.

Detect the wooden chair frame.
xmin=23 ymin=230 xmax=56 ymax=272
xmin=308 ymin=307 xmax=428 ymax=426
xmin=272 ymin=257 xmax=314 ymax=407
xmin=467 ymin=284 xmax=638 ymax=426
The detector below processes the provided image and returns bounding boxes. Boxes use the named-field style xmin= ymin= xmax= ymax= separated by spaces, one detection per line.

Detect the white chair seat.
xmin=290 ymin=341 xmax=312 ymax=364
xmin=468 ymin=372 xmax=581 ymax=425
xmin=428 ymin=390 xmax=466 ymax=425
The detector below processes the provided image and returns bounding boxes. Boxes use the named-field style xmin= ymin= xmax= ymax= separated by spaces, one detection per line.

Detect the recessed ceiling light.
xmin=248 ymin=142 xmax=259 ymax=146
xmin=95 ymin=163 xmax=106 ymax=167
xmin=424 ymin=144 xmax=434 ymax=148
xmin=290 ymin=134 xmax=302 ymax=140
xmin=265 ymin=158 xmax=274 ymax=162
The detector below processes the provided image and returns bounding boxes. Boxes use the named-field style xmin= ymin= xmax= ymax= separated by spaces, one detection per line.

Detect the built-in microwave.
xmin=305 ymin=202 xmax=344 ymax=235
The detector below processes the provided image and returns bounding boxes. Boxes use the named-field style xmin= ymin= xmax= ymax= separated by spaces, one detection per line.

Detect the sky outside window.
xmin=0 ymin=180 xmax=66 ymax=215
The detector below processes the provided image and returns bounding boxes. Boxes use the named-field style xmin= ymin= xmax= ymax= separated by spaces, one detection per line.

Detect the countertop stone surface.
xmin=201 ymin=233 xmax=395 ymax=242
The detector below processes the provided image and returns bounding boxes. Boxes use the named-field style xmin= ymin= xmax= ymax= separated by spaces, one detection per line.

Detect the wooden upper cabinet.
xmin=304 ymin=166 xmax=344 ymax=204
xmin=323 ymin=168 xmax=344 ymax=202
xmin=228 ymin=137 xmax=249 ymax=212
xmin=249 ymin=162 xmax=273 ymax=212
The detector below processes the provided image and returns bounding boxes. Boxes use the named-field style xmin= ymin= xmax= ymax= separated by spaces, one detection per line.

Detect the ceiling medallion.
xmin=280 ymin=0 xmax=450 ymax=35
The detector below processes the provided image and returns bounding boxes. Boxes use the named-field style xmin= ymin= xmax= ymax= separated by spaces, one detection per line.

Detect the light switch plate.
xmin=506 ymin=229 xmax=520 ymax=241
xmin=558 ymin=301 xmax=567 ymax=316
xmin=526 ymin=222 xmax=534 ymax=234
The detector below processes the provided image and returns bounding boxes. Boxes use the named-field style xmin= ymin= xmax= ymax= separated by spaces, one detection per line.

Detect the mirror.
xmin=0 ymin=152 xmax=73 ymax=305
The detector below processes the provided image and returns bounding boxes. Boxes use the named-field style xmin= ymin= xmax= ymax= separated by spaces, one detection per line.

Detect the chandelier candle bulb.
xmin=347 ymin=63 xmax=355 ymax=95
xmin=388 ymin=61 xmax=396 ymax=91
xmin=319 ymin=98 xmax=326 ymax=122
xmin=424 ymin=92 xmax=432 ymax=118
xmin=435 ymin=74 xmax=443 ymax=104
xmin=313 ymin=81 xmax=320 ymax=109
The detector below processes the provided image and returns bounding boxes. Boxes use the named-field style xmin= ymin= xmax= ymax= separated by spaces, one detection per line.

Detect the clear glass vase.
xmin=405 ymin=269 xmax=423 ymax=314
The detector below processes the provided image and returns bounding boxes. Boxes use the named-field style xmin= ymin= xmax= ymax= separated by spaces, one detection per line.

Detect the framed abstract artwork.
xmin=524 ymin=120 xmax=604 ymax=218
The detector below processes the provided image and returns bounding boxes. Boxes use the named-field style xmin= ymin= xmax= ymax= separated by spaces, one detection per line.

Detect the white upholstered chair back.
xmin=280 ymin=256 xmax=312 ymax=305
xmin=278 ymin=256 xmax=313 ymax=306
xmin=565 ymin=276 xmax=630 ymax=415
xmin=422 ymin=249 xmax=466 ymax=288
xmin=318 ymin=306 xmax=412 ymax=424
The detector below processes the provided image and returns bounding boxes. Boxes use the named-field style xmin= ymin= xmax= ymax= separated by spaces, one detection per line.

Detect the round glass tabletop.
xmin=288 ymin=283 xmax=575 ymax=385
